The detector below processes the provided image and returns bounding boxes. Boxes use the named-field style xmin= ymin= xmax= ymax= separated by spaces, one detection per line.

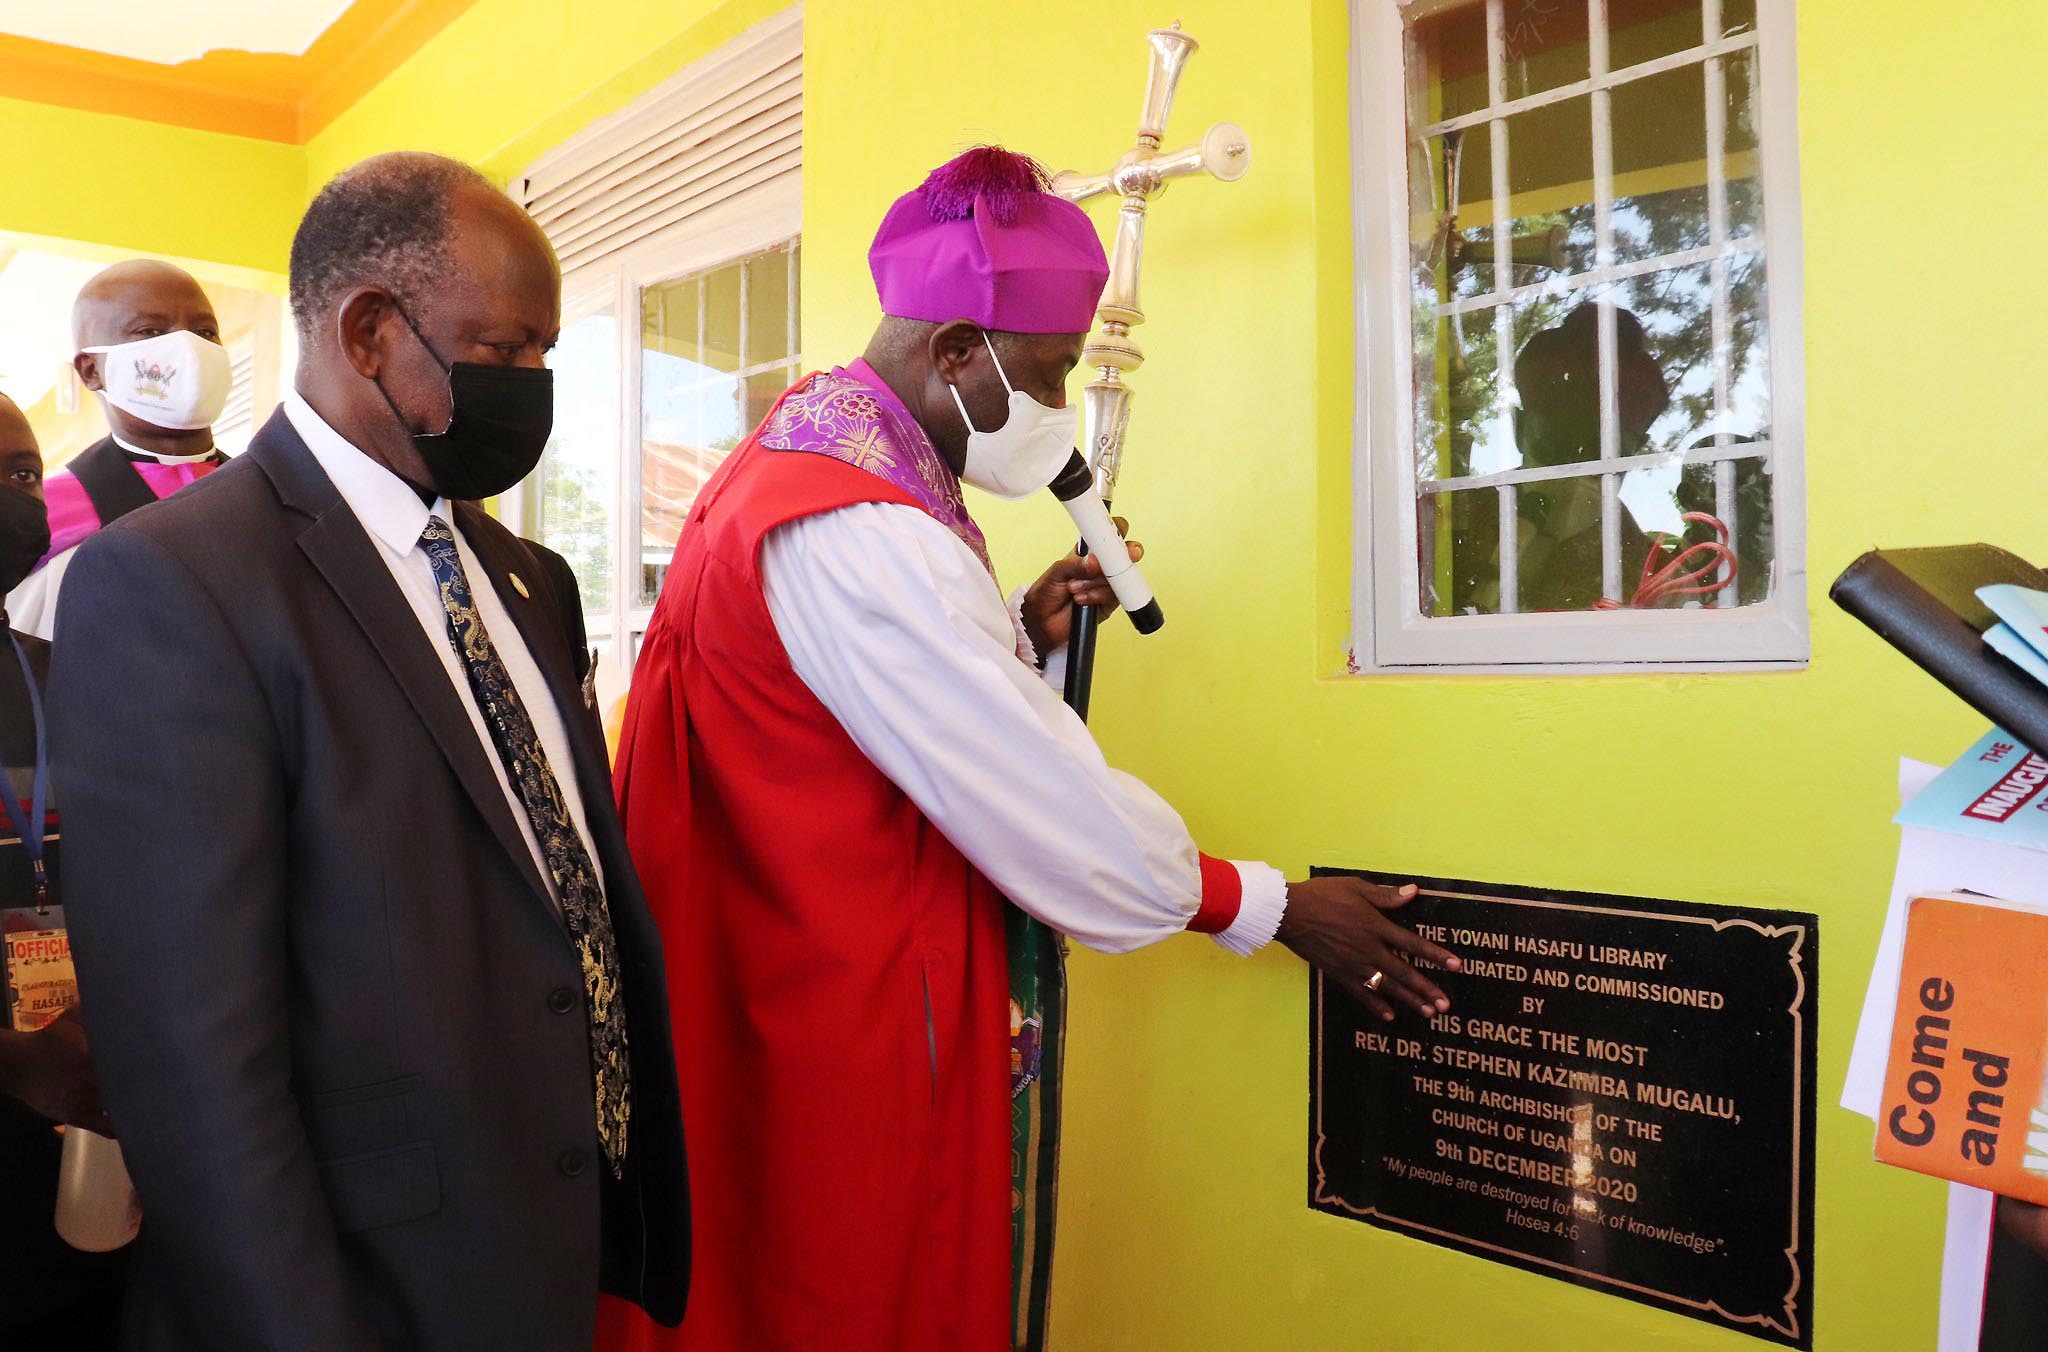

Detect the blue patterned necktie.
xmin=419 ymin=516 xmax=630 ymax=1175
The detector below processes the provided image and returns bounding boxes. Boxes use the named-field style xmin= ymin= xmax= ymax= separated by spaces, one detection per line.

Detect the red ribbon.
xmin=1593 ymin=512 xmax=1739 ymax=610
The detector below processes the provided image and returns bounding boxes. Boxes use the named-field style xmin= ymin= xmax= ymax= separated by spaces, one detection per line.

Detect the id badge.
xmin=2 ymin=903 xmax=74 ymax=1031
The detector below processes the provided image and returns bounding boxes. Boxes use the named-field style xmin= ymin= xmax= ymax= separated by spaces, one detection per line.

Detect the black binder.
xmin=1830 ymin=544 xmax=2048 ymax=751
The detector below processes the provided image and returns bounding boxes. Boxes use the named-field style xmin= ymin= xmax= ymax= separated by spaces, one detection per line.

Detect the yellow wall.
xmin=303 ymin=0 xmax=788 ymax=190
xmin=6 ymin=0 xmax=2025 ymax=1347
xmin=808 ymin=2 xmax=2009 ymax=1350
xmin=0 ymin=97 xmax=301 ymax=275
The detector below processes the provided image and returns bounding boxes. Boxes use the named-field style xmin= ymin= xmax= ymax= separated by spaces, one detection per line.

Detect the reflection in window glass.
xmin=1405 ymin=0 xmax=1775 ymax=617
xmin=535 ymin=308 xmax=619 ymax=611
xmin=639 ymin=241 xmax=800 ymax=605
xmin=1410 ymin=0 xmax=1591 ymax=121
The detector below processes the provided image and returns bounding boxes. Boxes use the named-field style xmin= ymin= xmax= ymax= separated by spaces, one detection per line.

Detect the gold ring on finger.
xmin=1365 ymin=970 xmax=1386 ymax=993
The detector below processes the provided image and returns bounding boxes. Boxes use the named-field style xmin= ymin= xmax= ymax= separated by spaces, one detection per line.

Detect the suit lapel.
xmin=249 ymin=413 xmax=558 ymax=919
xmin=453 ymin=505 xmax=615 ymax=825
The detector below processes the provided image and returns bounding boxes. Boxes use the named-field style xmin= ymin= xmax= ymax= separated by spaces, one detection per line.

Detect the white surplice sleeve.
xmin=8 ymin=545 xmax=75 ymax=641
xmin=761 ymin=500 xmax=1287 ymax=956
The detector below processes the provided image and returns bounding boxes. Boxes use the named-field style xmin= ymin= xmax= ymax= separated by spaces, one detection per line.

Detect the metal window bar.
xmin=1422 ymin=438 xmax=1770 ymax=495
xmin=694 ymin=276 xmax=709 ymax=490
xmin=1589 ymin=0 xmax=1622 ymax=603
xmin=787 ymin=240 xmax=802 ymax=370
xmin=1487 ymin=0 xmax=1519 ymax=613
xmin=1418 ymin=0 xmax=1768 ymax=614
xmin=1419 ymin=29 xmax=1760 ymax=138
xmin=659 ymin=355 xmax=806 ymax=397
xmin=1703 ymin=0 xmax=1739 ymax=603
xmin=738 ymin=256 xmax=752 ymax=419
xmin=1434 ymin=235 xmax=1761 ymax=319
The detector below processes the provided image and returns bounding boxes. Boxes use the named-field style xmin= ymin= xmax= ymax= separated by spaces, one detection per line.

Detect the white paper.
xmin=1843 ymin=758 xmax=1943 ymax=1119
xmin=1843 ymin=759 xmax=2048 ymax=1118
xmin=1985 ymin=622 xmax=2048 ymax=689
xmin=1845 ymin=757 xmax=2048 ymax=1352
xmin=1978 ymin=584 xmax=2048 ymax=667
xmin=1940 ymin=1182 xmax=1997 ymax=1352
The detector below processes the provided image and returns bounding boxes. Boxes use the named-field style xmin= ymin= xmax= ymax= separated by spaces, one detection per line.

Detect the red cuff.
xmin=1188 ymin=854 xmax=1243 ymax=934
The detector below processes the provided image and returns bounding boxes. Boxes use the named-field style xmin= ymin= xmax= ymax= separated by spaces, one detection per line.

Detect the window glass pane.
xmin=637 ymin=243 xmax=802 ymax=607
xmin=745 ymin=247 xmax=793 ymax=364
xmin=534 ymin=307 xmax=618 ymax=613
xmin=746 ymin=364 xmax=799 ymax=434
xmin=1415 ymin=288 xmax=1634 ymax=489
xmin=1510 ymin=290 xmax=1624 ymax=469
xmin=1610 ymin=63 xmax=1709 ymax=265
xmin=1412 ymin=303 xmax=1509 ymax=483
xmin=1409 ymin=3 xmax=1493 ymax=122
xmin=1424 ymin=482 xmax=1614 ymax=615
xmin=1506 ymin=94 xmax=1597 ymax=275
xmin=1717 ymin=0 xmax=1756 ymax=39
xmin=1499 ymin=0 xmax=1590 ymax=101
xmin=1402 ymin=0 xmax=1776 ymax=627
xmin=1411 ymin=113 xmax=1592 ymax=320
xmin=1609 ymin=0 xmax=1706 ymax=71
xmin=702 ymin=264 xmax=743 ymax=373
xmin=1425 ymin=462 xmax=1769 ymax=617
xmin=1410 ymin=1 xmax=1590 ymax=123
xmin=1725 ymin=50 xmax=1763 ymax=242
xmin=1415 ymin=102 xmax=1593 ymax=300
xmin=1421 ymin=274 xmax=1773 ymax=616
xmin=1614 ymin=257 xmax=1770 ymax=454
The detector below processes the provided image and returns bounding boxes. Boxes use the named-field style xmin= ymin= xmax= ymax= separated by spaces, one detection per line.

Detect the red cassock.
xmin=598 ymin=429 xmax=1014 ymax=1351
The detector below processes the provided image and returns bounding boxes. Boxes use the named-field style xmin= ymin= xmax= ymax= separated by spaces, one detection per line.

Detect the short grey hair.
xmin=288 ymin=151 xmax=495 ymax=337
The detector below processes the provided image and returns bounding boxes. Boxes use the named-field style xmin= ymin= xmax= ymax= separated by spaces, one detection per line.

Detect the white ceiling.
xmin=0 ymin=251 xmax=107 ymax=415
xmin=0 ymin=0 xmax=354 ymax=65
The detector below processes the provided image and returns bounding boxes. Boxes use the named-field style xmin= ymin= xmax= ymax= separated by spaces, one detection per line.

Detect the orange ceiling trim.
xmin=0 ymin=0 xmax=478 ymax=144
xmin=0 ymin=34 xmax=301 ymax=140
xmin=293 ymin=0 xmax=479 ymax=141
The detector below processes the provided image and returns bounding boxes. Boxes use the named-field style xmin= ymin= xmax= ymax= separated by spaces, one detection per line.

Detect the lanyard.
xmin=0 ymin=634 xmax=50 ymax=910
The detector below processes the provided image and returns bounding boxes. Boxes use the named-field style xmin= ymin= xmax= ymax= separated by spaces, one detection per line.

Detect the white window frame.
xmin=504 ymin=6 xmax=801 ymax=711
xmin=1349 ymin=0 xmax=1809 ymax=673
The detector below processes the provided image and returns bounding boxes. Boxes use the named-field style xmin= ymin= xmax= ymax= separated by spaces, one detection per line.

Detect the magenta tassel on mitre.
xmin=919 ymin=146 xmax=1052 ymax=228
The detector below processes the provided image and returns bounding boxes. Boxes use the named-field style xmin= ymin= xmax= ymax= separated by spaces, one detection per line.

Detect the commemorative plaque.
xmin=1309 ymin=871 xmax=1817 ymax=1347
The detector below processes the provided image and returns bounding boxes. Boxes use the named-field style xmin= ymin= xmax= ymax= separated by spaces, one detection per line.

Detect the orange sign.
xmin=1876 ymin=893 xmax=2048 ymax=1204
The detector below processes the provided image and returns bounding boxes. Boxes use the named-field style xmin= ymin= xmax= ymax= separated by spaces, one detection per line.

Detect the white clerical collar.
xmin=110 ymin=433 xmax=216 ymax=465
xmin=282 ymin=391 xmax=452 ymax=557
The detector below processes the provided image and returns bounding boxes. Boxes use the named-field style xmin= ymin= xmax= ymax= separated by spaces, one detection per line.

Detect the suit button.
xmin=558 ymin=1149 xmax=589 ymax=1178
xmin=547 ymin=986 xmax=577 ymax=1015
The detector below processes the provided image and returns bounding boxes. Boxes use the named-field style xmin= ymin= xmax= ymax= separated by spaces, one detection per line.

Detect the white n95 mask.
xmin=82 ymin=330 xmax=232 ymax=431
xmin=947 ymin=334 xmax=1078 ymax=499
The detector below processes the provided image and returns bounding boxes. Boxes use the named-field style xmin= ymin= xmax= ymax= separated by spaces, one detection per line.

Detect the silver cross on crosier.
xmin=1051 ymin=22 xmax=1250 ymax=716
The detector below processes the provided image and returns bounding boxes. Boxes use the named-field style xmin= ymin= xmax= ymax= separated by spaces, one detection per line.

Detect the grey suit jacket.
xmin=48 ymin=408 xmax=688 ymax=1350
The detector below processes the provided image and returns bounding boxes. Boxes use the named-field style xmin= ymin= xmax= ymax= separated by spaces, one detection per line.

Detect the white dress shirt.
xmin=284 ymin=391 xmax=601 ymax=907
xmin=9 ymin=437 xmax=220 ymax=641
xmin=762 ymin=499 xmax=1288 ymax=957
xmin=9 ymin=548 xmax=72 ymax=641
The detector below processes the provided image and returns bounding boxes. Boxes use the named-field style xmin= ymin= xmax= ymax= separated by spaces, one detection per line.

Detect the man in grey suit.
xmin=48 ymin=152 xmax=688 ymax=1350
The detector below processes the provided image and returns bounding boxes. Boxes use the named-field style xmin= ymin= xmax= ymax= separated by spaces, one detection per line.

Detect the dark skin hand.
xmin=1018 ymin=517 xmax=1143 ymax=657
xmin=1280 ymin=878 xmax=1461 ymax=1020
xmin=72 ymin=259 xmax=222 ymax=459
xmin=865 ymin=322 xmax=1461 ymax=1013
xmin=297 ymin=157 xmax=562 ymax=495
xmin=2001 ymin=1197 xmax=2048 ymax=1262
xmin=0 ymin=1008 xmax=113 ymax=1135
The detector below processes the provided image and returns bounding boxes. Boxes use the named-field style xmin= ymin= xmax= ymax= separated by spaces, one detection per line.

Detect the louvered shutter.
xmin=514 ymin=10 xmax=800 ymax=277
xmin=213 ymin=344 xmax=257 ymax=452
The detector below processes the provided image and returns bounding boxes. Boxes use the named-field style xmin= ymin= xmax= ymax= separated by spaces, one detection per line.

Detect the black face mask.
xmin=373 ymin=304 xmax=554 ymax=501
xmin=0 ymin=487 xmax=51 ymax=598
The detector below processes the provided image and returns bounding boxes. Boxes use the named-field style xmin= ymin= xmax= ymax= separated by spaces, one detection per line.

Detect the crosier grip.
xmin=1048 ymin=452 xmax=1163 ymax=634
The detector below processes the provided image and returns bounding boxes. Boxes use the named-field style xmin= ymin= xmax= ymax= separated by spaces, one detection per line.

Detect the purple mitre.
xmin=867 ymin=146 xmax=1109 ymax=336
